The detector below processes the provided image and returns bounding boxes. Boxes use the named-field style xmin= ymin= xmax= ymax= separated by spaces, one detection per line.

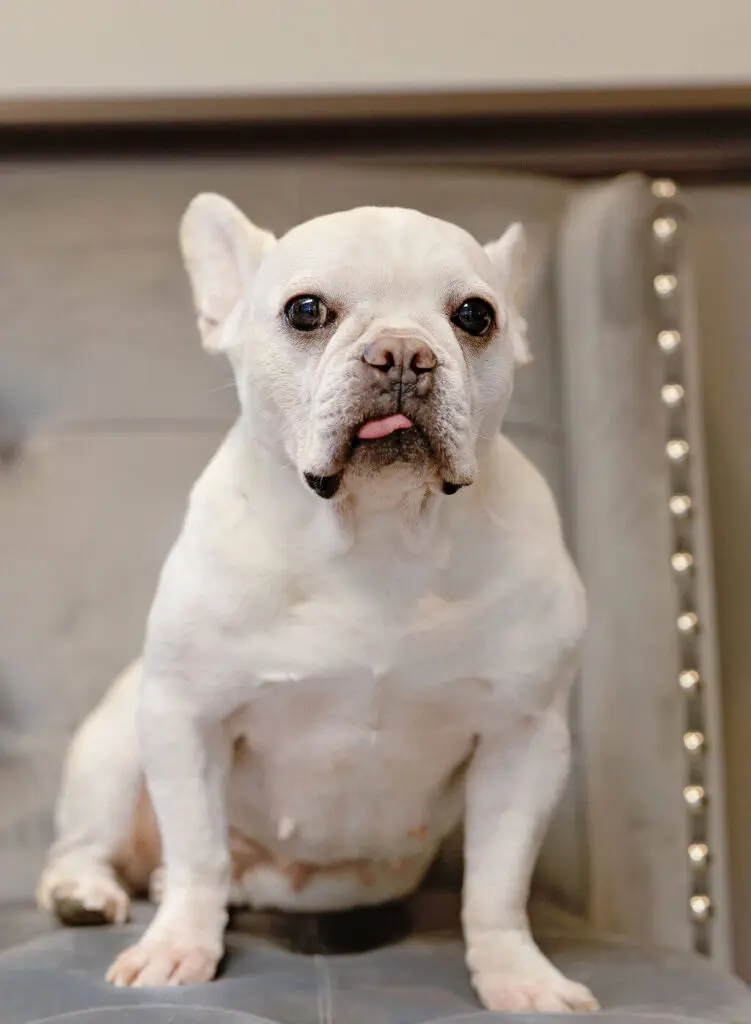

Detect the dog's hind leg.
xmin=37 ymin=661 xmax=146 ymax=926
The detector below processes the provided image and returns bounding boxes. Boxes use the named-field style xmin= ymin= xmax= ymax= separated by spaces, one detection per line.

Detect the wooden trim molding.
xmin=1 ymin=84 xmax=751 ymax=126
xmin=1 ymin=88 xmax=751 ymax=182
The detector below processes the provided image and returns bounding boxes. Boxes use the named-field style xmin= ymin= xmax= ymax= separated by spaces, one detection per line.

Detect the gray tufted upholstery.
xmin=0 ymin=900 xmax=749 ymax=1023
xmin=0 ymin=159 xmax=747 ymax=1021
xmin=0 ymin=905 xmax=745 ymax=1024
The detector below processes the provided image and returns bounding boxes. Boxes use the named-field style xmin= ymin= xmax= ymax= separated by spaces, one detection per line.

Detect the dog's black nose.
xmin=362 ymin=336 xmax=437 ymax=378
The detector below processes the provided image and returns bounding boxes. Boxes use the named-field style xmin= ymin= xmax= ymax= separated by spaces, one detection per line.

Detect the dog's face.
xmin=181 ymin=197 xmax=529 ymax=499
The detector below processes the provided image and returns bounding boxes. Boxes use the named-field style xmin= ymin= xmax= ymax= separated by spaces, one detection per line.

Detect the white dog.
xmin=37 ymin=197 xmax=597 ymax=1013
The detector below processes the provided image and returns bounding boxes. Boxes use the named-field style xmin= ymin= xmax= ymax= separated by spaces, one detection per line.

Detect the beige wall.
xmin=0 ymin=0 xmax=749 ymax=100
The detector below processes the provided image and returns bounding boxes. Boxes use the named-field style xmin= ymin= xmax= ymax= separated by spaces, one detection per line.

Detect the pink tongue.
xmin=357 ymin=413 xmax=414 ymax=440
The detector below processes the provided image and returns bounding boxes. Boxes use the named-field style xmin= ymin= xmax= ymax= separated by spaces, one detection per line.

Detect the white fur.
xmin=38 ymin=199 xmax=597 ymax=1012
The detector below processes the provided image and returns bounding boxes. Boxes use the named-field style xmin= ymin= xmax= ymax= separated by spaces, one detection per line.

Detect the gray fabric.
xmin=556 ymin=174 xmax=729 ymax=961
xmin=0 ymin=905 xmax=748 ymax=1023
xmin=687 ymin=185 xmax=751 ymax=984
xmin=558 ymin=173 xmax=692 ymax=947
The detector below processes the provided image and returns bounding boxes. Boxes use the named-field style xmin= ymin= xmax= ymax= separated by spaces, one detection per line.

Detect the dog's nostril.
xmin=410 ymin=348 xmax=437 ymax=374
xmin=362 ymin=341 xmax=395 ymax=372
xmin=364 ymin=351 xmax=394 ymax=372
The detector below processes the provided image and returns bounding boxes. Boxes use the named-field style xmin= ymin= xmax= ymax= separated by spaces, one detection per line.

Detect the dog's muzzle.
xmin=301 ymin=332 xmax=473 ymax=498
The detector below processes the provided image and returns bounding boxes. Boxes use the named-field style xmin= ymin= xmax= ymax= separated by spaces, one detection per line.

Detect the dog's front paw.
xmin=467 ymin=929 xmax=599 ymax=1014
xmin=106 ymin=939 xmax=220 ymax=987
xmin=474 ymin=970 xmax=599 ymax=1013
xmin=40 ymin=872 xmax=131 ymax=926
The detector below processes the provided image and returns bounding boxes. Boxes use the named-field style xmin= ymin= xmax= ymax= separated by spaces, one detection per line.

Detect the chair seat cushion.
xmin=0 ymin=903 xmax=748 ymax=1023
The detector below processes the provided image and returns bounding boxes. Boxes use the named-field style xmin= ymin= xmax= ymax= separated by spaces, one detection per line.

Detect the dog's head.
xmin=181 ymin=197 xmax=529 ymax=500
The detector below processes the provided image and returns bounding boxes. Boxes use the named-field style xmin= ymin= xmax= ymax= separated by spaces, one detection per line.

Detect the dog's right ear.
xmin=179 ymin=193 xmax=276 ymax=354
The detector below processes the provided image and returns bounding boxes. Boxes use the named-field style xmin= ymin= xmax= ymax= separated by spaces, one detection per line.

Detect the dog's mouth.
xmin=349 ymin=413 xmax=427 ymax=461
xmin=303 ymin=400 xmax=473 ymax=501
xmin=304 ymin=416 xmax=429 ymax=500
xmin=354 ymin=413 xmax=414 ymax=442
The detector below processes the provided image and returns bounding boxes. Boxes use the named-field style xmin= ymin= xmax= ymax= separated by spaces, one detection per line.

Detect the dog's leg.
xmin=37 ymin=663 xmax=142 ymax=925
xmin=106 ymin=679 xmax=231 ymax=988
xmin=462 ymin=702 xmax=599 ymax=1013
xmin=148 ymin=865 xmax=249 ymax=908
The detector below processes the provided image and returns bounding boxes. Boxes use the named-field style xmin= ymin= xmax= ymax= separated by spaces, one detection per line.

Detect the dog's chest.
xmin=219 ymin=551 xmax=492 ymax=859
xmin=220 ymin=525 xmax=501 ymax=691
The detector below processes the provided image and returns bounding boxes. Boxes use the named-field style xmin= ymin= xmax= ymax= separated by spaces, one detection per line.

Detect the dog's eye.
xmin=285 ymin=295 xmax=329 ymax=332
xmin=451 ymin=298 xmax=495 ymax=338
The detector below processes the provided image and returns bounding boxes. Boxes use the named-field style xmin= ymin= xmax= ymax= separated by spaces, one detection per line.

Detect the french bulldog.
xmin=37 ymin=196 xmax=597 ymax=1013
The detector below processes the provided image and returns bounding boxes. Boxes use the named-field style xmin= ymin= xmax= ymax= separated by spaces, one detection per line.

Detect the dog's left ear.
xmin=484 ymin=222 xmax=531 ymax=366
xmin=180 ymin=193 xmax=276 ymax=354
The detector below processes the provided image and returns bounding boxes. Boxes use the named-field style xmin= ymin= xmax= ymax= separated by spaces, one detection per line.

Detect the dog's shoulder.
xmin=438 ymin=438 xmax=584 ymax=711
xmin=147 ymin=425 xmax=350 ymax=637
xmin=457 ymin=436 xmax=586 ymax=673
xmin=450 ymin=435 xmax=573 ymax=594
xmin=473 ymin=434 xmax=564 ymax=545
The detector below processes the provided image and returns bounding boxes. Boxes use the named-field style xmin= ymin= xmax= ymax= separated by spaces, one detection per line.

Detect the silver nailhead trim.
xmin=652 ymin=179 xmax=678 ymax=199
xmin=688 ymin=842 xmax=709 ymax=864
xmin=670 ymin=494 xmax=692 ymax=518
xmin=683 ymin=731 xmax=705 ymax=752
xmin=679 ymin=669 xmax=700 ymax=691
xmin=655 ymin=273 xmax=678 ymax=296
xmin=690 ymin=894 xmax=712 ymax=920
xmin=684 ymin=784 xmax=706 ymax=807
xmin=652 ymin=179 xmax=713 ymax=952
xmin=659 ymin=329 xmax=682 ymax=352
